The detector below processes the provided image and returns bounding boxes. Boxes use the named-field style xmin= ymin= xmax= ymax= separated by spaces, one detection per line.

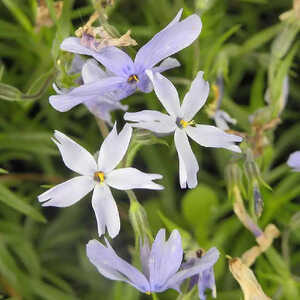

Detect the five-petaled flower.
xmin=38 ymin=124 xmax=163 ymax=238
xmin=49 ymin=9 xmax=202 ymax=113
xmin=86 ymin=229 xmax=219 ymax=298
xmin=54 ymin=58 xmax=128 ymax=124
xmin=124 ymin=70 xmax=243 ymax=189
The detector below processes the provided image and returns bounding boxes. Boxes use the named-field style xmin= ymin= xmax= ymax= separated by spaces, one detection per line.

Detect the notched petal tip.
xmin=149 ymin=173 xmax=163 ymax=180
xmin=150 ymin=183 xmax=164 ymax=190
xmin=155 ymin=228 xmax=166 ymax=241
xmin=41 ymin=201 xmax=52 ymax=207
xmin=37 ymin=194 xmax=48 ymax=203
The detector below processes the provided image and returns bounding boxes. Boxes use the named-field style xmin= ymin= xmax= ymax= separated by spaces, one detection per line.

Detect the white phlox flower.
xmin=38 ymin=124 xmax=163 ymax=238
xmin=124 ymin=71 xmax=242 ymax=189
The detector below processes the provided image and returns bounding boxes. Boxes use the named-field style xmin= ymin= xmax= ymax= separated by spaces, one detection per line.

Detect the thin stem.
xmin=0 ymin=173 xmax=63 ymax=183
xmin=151 ymin=292 xmax=159 ymax=300
xmin=95 ymin=117 xmax=109 ymax=138
xmin=126 ymin=189 xmax=138 ymax=205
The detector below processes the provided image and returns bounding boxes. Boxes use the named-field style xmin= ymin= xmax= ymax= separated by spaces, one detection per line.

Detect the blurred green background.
xmin=0 ymin=0 xmax=299 ymax=299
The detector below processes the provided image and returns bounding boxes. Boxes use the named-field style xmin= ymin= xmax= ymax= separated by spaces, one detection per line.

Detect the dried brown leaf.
xmin=35 ymin=1 xmax=63 ymax=32
xmin=229 ymin=258 xmax=271 ymax=300
xmin=74 ymin=11 xmax=137 ymax=50
xmin=76 ymin=26 xmax=137 ymax=50
xmin=242 ymin=224 xmax=280 ymax=267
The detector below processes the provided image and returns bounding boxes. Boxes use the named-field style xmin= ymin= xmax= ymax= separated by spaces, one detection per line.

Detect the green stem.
xmin=95 ymin=117 xmax=109 ymax=138
xmin=126 ymin=190 xmax=138 ymax=205
xmin=151 ymin=292 xmax=159 ymax=300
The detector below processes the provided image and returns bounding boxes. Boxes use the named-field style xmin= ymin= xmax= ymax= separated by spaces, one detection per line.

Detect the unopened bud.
xmin=226 ymin=163 xmax=243 ymax=194
xmin=244 ymin=149 xmax=260 ymax=181
xmin=254 ymin=184 xmax=264 ymax=218
xmin=128 ymin=194 xmax=153 ymax=244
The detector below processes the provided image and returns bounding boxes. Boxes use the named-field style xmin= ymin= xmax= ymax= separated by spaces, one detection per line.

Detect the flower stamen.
xmin=179 ymin=119 xmax=195 ymax=128
xmin=145 ymin=291 xmax=151 ymax=295
xmin=94 ymin=171 xmax=105 ymax=183
xmin=128 ymin=74 xmax=139 ymax=83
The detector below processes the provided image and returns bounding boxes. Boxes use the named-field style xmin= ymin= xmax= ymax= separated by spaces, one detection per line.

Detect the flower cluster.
xmin=39 ymin=9 xmax=244 ymax=299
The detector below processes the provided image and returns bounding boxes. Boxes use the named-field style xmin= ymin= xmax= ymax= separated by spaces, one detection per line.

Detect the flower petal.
xmin=86 ymin=239 xmax=150 ymax=293
xmin=49 ymin=77 xmax=126 ymax=112
xmin=38 ymin=176 xmax=95 ymax=207
xmin=146 ymin=71 xmax=180 ymax=117
xmin=164 ymin=247 xmax=219 ymax=291
xmin=136 ymin=72 xmax=153 ymax=93
xmin=214 ymin=110 xmax=237 ymax=131
xmin=152 ymin=57 xmax=181 ymax=74
xmin=91 ymin=184 xmax=120 ymax=238
xmin=52 ymin=130 xmax=97 ymax=175
xmin=98 ymin=123 xmax=132 ymax=173
xmin=95 ymin=46 xmax=135 ymax=77
xmin=174 ymin=129 xmax=199 ymax=189
xmin=149 ymin=229 xmax=183 ymax=292
xmin=106 ymin=168 xmax=163 ymax=190
xmin=85 ymin=97 xmax=127 ymax=125
xmin=180 ymin=71 xmax=209 ymax=121
xmin=140 ymin=237 xmax=151 ymax=279
xmin=287 ymin=151 xmax=300 ymax=171
xmin=198 ymin=267 xmax=217 ymax=300
xmin=61 ymin=38 xmax=134 ymax=77
xmin=82 ymin=59 xmax=109 ymax=83
xmin=186 ymin=125 xmax=242 ymax=153
xmin=124 ymin=110 xmax=176 ymax=134
xmin=135 ymin=11 xmax=201 ymax=69
xmin=69 ymin=54 xmax=85 ymax=74
xmin=61 ymin=37 xmax=96 ymax=56
xmin=163 ymin=8 xmax=183 ymax=30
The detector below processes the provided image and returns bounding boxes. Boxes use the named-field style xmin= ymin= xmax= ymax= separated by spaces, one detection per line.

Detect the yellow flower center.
xmin=128 ymin=74 xmax=139 ymax=83
xmin=179 ymin=119 xmax=195 ymax=128
xmin=145 ymin=291 xmax=151 ymax=295
xmin=94 ymin=171 xmax=105 ymax=183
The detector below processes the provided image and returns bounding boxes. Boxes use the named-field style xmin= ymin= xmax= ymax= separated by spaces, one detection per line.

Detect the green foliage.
xmin=0 ymin=0 xmax=299 ymax=299
xmin=182 ymin=184 xmax=218 ymax=246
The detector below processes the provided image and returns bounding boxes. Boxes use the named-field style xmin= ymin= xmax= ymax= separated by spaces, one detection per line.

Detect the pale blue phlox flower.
xmin=124 ymin=70 xmax=243 ymax=189
xmin=49 ymin=9 xmax=202 ymax=112
xmin=86 ymin=229 xmax=219 ymax=297
xmin=53 ymin=58 xmax=128 ymax=124
xmin=38 ymin=124 xmax=163 ymax=238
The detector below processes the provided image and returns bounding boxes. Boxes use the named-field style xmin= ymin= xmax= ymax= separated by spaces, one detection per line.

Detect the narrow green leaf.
xmin=2 ymin=0 xmax=33 ymax=33
xmin=0 ymin=168 xmax=8 ymax=174
xmin=239 ymin=24 xmax=282 ymax=55
xmin=0 ymin=184 xmax=46 ymax=223
xmin=51 ymin=0 xmax=73 ymax=60
xmin=204 ymin=24 xmax=241 ymax=75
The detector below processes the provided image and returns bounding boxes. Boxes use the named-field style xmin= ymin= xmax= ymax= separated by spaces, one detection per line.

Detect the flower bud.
xmin=226 ymin=162 xmax=244 ymax=199
xmin=128 ymin=194 xmax=153 ymax=244
xmin=254 ymin=183 xmax=263 ymax=218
